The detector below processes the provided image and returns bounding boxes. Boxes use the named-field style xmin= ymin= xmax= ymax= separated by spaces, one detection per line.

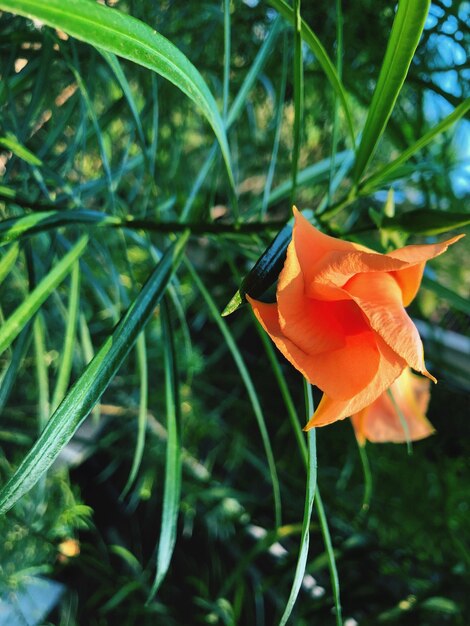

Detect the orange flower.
xmin=351 ymin=367 xmax=433 ymax=444
xmin=247 ymin=208 xmax=463 ymax=429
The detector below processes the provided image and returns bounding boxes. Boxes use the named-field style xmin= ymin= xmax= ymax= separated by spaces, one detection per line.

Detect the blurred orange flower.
xmin=57 ymin=538 xmax=80 ymax=563
xmin=248 ymin=208 xmax=463 ymax=429
xmin=351 ymin=367 xmax=433 ymax=444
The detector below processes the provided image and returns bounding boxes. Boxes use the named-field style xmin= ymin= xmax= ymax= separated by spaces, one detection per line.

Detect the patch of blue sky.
xmin=421 ymin=14 xmax=469 ymax=198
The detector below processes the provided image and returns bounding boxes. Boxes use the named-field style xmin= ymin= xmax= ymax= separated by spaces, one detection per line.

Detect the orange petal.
xmin=305 ymin=337 xmax=406 ymax=429
xmin=305 ymin=249 xmax=414 ymax=303
xmin=350 ymin=368 xmax=434 ymax=443
xmin=305 ymin=232 xmax=464 ymax=305
xmin=248 ymin=296 xmax=382 ymax=400
xmin=344 ymin=272 xmax=435 ymax=381
xmin=291 ymin=208 xmax=371 ymax=291
xmin=388 ymin=234 xmax=465 ymax=306
xmin=276 ymin=233 xmax=348 ymax=354
xmin=276 ymin=239 xmax=372 ymax=355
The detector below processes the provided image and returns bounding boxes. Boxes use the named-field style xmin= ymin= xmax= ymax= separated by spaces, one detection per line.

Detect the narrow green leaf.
xmin=290 ymin=0 xmax=304 ymax=205
xmin=0 ymin=133 xmax=42 ymax=166
xmin=268 ymin=0 xmax=355 ymax=146
xmin=0 ymin=236 xmax=88 ymax=357
xmin=79 ymin=312 xmax=100 ymax=424
xmin=353 ymin=0 xmax=431 ymax=181
xmin=381 ymin=209 xmax=470 ymax=236
xmin=148 ymin=299 xmax=182 ymax=600
xmin=256 ymin=327 xmax=342 ymax=623
xmin=0 ymin=243 xmax=19 ymax=284
xmin=0 ymin=323 xmax=33 ymax=412
xmin=186 ymin=258 xmax=282 ymax=529
xmin=361 ymin=98 xmax=470 ymax=192
xmin=0 ymin=232 xmax=189 ymax=514
xmin=99 ymin=50 xmax=147 ymax=151
xmin=0 ymin=185 xmax=17 ymax=199
xmin=0 ymin=0 xmax=233 ymax=187
xmin=101 ymin=582 xmax=143 ymax=613
xmin=278 ymin=382 xmax=316 ymax=626
xmin=121 ymin=332 xmax=148 ymax=499
xmin=110 ymin=545 xmax=142 ymax=573
xmin=51 ymin=261 xmax=81 ymax=412
xmin=33 ymin=314 xmax=50 ymax=432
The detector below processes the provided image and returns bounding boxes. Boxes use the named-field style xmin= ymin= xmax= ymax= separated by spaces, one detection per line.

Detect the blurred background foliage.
xmin=0 ymin=0 xmax=468 ymax=624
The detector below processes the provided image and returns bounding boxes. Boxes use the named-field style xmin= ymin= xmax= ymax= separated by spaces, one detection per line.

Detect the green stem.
xmin=291 ymin=0 xmax=303 ymax=206
xmin=314 ymin=489 xmax=343 ymax=626
xmin=278 ymin=379 xmax=316 ymax=626
xmin=357 ymin=440 xmax=373 ymax=516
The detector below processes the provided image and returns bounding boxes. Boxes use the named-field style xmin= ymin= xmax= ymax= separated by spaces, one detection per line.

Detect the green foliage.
xmin=0 ymin=0 xmax=468 ymax=624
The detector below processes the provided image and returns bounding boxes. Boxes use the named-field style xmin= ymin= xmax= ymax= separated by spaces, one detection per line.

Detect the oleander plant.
xmin=0 ymin=1 xmax=469 ymax=624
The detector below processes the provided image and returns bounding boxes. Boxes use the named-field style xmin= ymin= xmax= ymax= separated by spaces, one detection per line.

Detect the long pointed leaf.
xmin=0 ymin=232 xmax=189 ymax=514
xmin=51 ymin=260 xmax=81 ymax=412
xmin=0 ymin=0 xmax=234 ymax=188
xmin=148 ymin=299 xmax=182 ymax=600
xmin=353 ymin=0 xmax=431 ymax=181
xmin=278 ymin=382 xmax=316 ymax=626
xmin=33 ymin=313 xmax=50 ymax=432
xmin=0 ymin=134 xmax=42 ymax=166
xmin=99 ymin=50 xmax=147 ymax=152
xmin=0 ymin=243 xmax=19 ymax=284
xmin=121 ymin=332 xmax=148 ymax=499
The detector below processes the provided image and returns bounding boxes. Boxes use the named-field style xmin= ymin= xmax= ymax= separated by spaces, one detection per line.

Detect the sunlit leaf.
xmin=0 ymin=133 xmax=42 ymax=166
xmin=51 ymin=260 xmax=81 ymax=413
xmin=353 ymin=0 xmax=431 ymax=181
xmin=0 ymin=243 xmax=19 ymax=284
xmin=148 ymin=299 xmax=182 ymax=600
